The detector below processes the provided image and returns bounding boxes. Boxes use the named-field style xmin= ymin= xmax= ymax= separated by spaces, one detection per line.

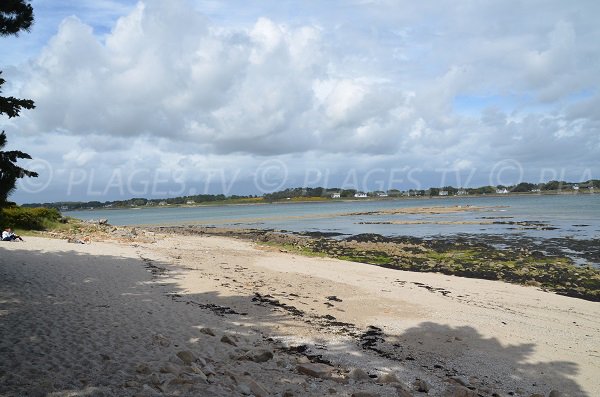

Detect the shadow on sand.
xmin=0 ymin=244 xmax=587 ymax=396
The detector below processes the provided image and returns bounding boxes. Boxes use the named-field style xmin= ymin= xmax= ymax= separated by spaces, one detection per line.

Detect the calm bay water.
xmin=67 ymin=194 xmax=600 ymax=240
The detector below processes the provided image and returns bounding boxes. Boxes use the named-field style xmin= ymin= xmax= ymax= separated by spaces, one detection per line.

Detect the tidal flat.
xmin=151 ymin=225 xmax=600 ymax=301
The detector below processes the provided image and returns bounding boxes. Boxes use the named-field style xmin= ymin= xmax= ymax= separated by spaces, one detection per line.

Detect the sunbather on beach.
xmin=2 ymin=228 xmax=24 ymax=242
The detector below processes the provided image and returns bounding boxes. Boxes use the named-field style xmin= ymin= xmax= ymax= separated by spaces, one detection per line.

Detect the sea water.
xmin=66 ymin=194 xmax=600 ymax=240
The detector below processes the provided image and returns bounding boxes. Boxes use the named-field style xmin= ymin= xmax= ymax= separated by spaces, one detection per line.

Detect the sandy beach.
xmin=1 ymin=234 xmax=598 ymax=397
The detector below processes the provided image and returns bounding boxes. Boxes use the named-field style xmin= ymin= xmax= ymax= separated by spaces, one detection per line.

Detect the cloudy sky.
xmin=2 ymin=0 xmax=599 ymax=202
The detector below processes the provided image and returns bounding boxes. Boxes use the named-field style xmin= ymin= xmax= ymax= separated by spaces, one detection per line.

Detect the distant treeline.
xmin=262 ymin=180 xmax=599 ymax=200
xmin=22 ymin=179 xmax=599 ymax=211
xmin=22 ymin=194 xmax=259 ymax=211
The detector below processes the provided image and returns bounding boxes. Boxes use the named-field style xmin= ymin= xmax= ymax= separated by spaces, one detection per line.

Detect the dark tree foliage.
xmin=0 ymin=72 xmax=35 ymax=118
xmin=441 ymin=185 xmax=458 ymax=194
xmin=263 ymin=187 xmax=329 ymax=201
xmin=0 ymin=0 xmax=36 ymax=206
xmin=0 ymin=131 xmax=38 ymax=204
xmin=511 ymin=182 xmax=537 ymax=192
xmin=339 ymin=189 xmax=356 ymax=198
xmin=0 ymin=0 xmax=33 ymax=36
xmin=542 ymin=180 xmax=566 ymax=191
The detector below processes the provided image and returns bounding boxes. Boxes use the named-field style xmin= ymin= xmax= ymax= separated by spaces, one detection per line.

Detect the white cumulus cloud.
xmin=1 ymin=0 xmax=598 ymax=201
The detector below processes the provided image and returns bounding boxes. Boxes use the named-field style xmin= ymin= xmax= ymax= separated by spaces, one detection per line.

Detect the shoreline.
xmin=1 ymin=234 xmax=598 ymax=396
xmin=32 ymin=214 xmax=600 ymax=301
xmin=147 ymin=225 xmax=600 ymax=302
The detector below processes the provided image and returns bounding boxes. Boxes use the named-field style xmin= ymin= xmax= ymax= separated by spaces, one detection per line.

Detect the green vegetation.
xmin=338 ymin=253 xmax=393 ymax=265
xmin=0 ymin=1 xmax=38 ymax=206
xmin=328 ymin=245 xmax=599 ymax=301
xmin=244 ymin=232 xmax=600 ymax=302
xmin=23 ymin=194 xmax=264 ymax=211
xmin=1 ymin=206 xmax=62 ymax=230
xmin=259 ymin=241 xmax=328 ymax=258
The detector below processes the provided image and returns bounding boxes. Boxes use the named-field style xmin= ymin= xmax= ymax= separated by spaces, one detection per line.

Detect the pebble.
xmin=201 ymin=363 xmax=216 ymax=376
xmin=125 ymin=380 xmax=140 ymax=388
xmin=221 ymin=335 xmax=238 ymax=346
xmin=352 ymin=392 xmax=377 ymax=397
xmin=247 ymin=379 xmax=270 ymax=397
xmin=397 ymin=385 xmax=415 ymax=397
xmin=378 ymin=372 xmax=400 ymax=384
xmin=181 ymin=371 xmax=208 ymax=384
xmin=449 ymin=376 xmax=470 ymax=387
xmin=176 ymin=350 xmax=196 ymax=365
xmin=149 ymin=373 xmax=161 ymax=386
xmin=238 ymin=383 xmax=252 ymax=395
xmin=163 ymin=379 xmax=194 ymax=396
xmin=152 ymin=333 xmax=170 ymax=347
xmin=348 ymin=368 xmax=371 ymax=381
xmin=445 ymin=385 xmax=477 ymax=397
xmin=549 ymin=391 xmax=564 ymax=397
xmin=200 ymin=327 xmax=216 ymax=336
xmin=135 ymin=363 xmax=152 ymax=375
xmin=244 ymin=348 xmax=274 ymax=363
xmin=196 ymin=355 xmax=207 ymax=367
xmin=189 ymin=362 xmax=207 ymax=375
xmin=297 ymin=356 xmax=311 ymax=364
xmin=414 ymin=378 xmax=430 ymax=393
xmin=157 ymin=381 xmax=172 ymax=394
xmin=160 ymin=362 xmax=181 ymax=374
xmin=139 ymin=384 xmax=162 ymax=397
xmin=297 ymin=363 xmax=335 ymax=379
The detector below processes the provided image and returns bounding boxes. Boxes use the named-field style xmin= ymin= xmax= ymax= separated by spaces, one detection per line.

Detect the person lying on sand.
xmin=2 ymin=228 xmax=24 ymax=242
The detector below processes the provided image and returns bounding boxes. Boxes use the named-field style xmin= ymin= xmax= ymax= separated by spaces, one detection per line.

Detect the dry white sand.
xmin=1 ymin=235 xmax=598 ymax=397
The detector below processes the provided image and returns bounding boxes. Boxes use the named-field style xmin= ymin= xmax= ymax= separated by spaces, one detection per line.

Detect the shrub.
xmin=1 ymin=206 xmax=61 ymax=230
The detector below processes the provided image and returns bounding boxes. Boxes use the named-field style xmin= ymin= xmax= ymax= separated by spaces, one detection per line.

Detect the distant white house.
xmin=438 ymin=190 xmax=449 ymax=196
xmin=588 ymin=186 xmax=594 ymax=192
xmin=376 ymin=192 xmax=388 ymax=197
xmin=572 ymin=185 xmax=580 ymax=191
xmin=531 ymin=188 xmax=541 ymax=193
xmin=331 ymin=192 xmax=341 ymax=199
xmin=457 ymin=189 xmax=467 ymax=195
xmin=354 ymin=192 xmax=368 ymax=198
xmin=186 ymin=200 xmax=196 ymax=205
xmin=496 ymin=188 xmax=509 ymax=194
xmin=158 ymin=201 xmax=168 ymax=206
